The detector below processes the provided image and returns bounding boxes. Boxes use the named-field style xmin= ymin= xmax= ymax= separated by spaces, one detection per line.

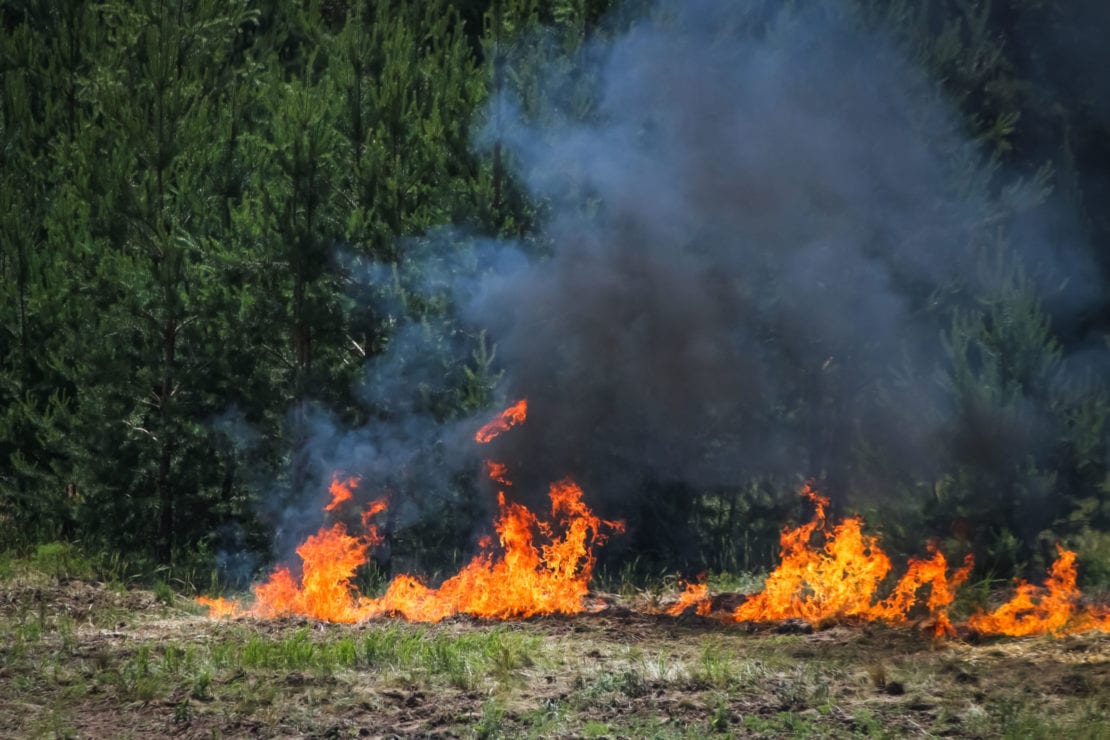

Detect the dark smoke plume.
xmin=458 ymin=0 xmax=1102 ymax=520
xmin=257 ymin=0 xmax=1104 ymax=571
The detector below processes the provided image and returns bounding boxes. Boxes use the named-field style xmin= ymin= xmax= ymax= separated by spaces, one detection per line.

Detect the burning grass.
xmin=199 ymin=474 xmax=1110 ymax=639
xmin=19 ymin=399 xmax=1093 ymax=735
xmin=1 ymin=566 xmax=1108 ymax=738
xmin=206 ymin=476 xmax=623 ymax=623
xmin=201 ymin=403 xmax=1110 ymax=646
xmin=203 ymin=400 xmax=624 ymax=624
xmin=194 ymin=401 xmax=1110 ymax=639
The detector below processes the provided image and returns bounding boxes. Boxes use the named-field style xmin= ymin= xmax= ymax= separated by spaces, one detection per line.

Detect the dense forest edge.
xmin=2 ymin=0 xmax=1110 ymax=601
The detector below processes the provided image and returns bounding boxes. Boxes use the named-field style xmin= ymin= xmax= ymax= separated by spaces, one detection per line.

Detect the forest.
xmin=2 ymin=0 xmax=1110 ymax=594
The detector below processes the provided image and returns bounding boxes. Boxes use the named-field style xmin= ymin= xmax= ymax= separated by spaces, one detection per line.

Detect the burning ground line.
xmin=200 ymin=400 xmax=624 ymax=623
xmin=200 ymin=402 xmax=1110 ymax=637
xmin=663 ymin=484 xmax=1110 ymax=638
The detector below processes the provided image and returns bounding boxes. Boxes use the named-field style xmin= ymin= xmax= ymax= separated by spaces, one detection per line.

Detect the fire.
xmin=485 ymin=461 xmax=512 ymax=486
xmin=200 ymin=477 xmax=621 ymax=623
xmin=195 ymin=595 xmax=240 ymax=618
xmin=365 ymin=480 xmax=623 ymax=621
xmin=252 ymin=522 xmax=375 ymax=622
xmin=324 ymin=476 xmax=357 ymax=511
xmin=968 ymin=545 xmax=1110 ymax=636
xmin=199 ymin=393 xmax=1110 ymax=637
xmin=360 ymin=496 xmax=388 ymax=531
xmin=475 ymin=398 xmax=528 ymax=443
xmin=196 ymin=475 xmax=388 ymax=623
xmin=731 ymin=483 xmax=973 ymax=633
xmin=200 ymin=399 xmax=625 ymax=623
xmin=878 ymin=546 xmax=974 ymax=637
xmin=667 ymin=579 xmax=712 ymax=617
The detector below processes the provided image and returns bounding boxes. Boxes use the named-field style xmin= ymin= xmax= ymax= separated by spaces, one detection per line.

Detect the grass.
xmin=1 ymin=556 xmax=1108 ymax=737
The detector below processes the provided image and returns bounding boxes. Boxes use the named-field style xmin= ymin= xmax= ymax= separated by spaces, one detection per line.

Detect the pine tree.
xmin=36 ymin=0 xmax=258 ymax=562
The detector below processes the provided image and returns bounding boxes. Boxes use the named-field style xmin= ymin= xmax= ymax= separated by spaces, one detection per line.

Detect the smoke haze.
xmin=264 ymin=0 xmax=1104 ymax=567
xmin=461 ymin=0 xmax=1099 ymax=508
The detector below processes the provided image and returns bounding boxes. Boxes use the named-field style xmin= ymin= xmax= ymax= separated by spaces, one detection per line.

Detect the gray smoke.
xmin=457 ymin=0 xmax=1100 ymax=511
xmin=254 ymin=0 xmax=1105 ymax=573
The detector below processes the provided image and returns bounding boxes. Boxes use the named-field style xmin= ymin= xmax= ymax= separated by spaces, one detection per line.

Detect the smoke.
xmin=457 ymin=0 xmax=1103 ymax=515
xmin=246 ymin=0 xmax=1105 ymax=574
xmin=467 ymin=2 xmax=959 ymax=493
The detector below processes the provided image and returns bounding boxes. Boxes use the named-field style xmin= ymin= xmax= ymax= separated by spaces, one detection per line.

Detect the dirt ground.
xmin=1 ymin=579 xmax=1107 ymax=738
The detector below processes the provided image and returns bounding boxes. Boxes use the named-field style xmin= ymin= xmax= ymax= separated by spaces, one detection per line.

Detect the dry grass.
xmin=0 ymin=573 xmax=1107 ymax=738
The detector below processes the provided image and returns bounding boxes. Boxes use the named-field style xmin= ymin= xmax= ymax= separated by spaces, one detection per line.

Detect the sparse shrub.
xmin=0 ymin=552 xmax=15 ymax=581
xmin=32 ymin=542 xmax=92 ymax=581
xmin=710 ymin=696 xmax=732 ymax=733
xmin=474 ymin=700 xmax=506 ymax=739
xmin=582 ymin=721 xmax=611 ymax=738
xmin=1073 ymin=528 xmax=1110 ymax=590
xmin=153 ymin=580 xmax=175 ymax=606
xmin=173 ymin=699 xmax=192 ymax=725
xmin=868 ymin=662 xmax=887 ymax=690
xmin=163 ymin=645 xmax=186 ymax=673
xmin=691 ymin=641 xmax=735 ymax=689
xmin=191 ymin=669 xmax=212 ymax=700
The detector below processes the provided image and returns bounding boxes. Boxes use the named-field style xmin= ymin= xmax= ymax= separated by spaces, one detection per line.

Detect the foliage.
xmin=0 ymin=0 xmax=1106 ymax=583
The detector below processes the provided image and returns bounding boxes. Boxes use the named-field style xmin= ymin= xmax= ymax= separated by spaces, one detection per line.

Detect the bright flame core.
xmin=967 ymin=546 xmax=1110 ymax=636
xmin=200 ymin=399 xmax=624 ymax=623
xmin=731 ymin=484 xmax=972 ymax=635
xmin=198 ymin=399 xmax=1109 ymax=638
xmin=367 ymin=479 xmax=623 ymax=621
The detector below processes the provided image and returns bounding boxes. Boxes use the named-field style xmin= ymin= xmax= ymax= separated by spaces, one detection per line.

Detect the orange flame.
xmin=199 ymin=474 xmax=391 ymax=623
xmin=485 ymin=460 xmax=513 ymax=486
xmin=364 ymin=479 xmax=623 ymax=621
xmin=968 ymin=545 xmax=1110 ymax=636
xmin=248 ymin=485 xmax=389 ymax=623
xmin=200 ymin=402 xmax=627 ymax=624
xmin=360 ymin=497 xmax=388 ymax=535
xmin=475 ymin=399 xmax=528 ymax=443
xmin=731 ymin=483 xmax=973 ymax=632
xmin=195 ymin=595 xmax=241 ymax=619
xmin=667 ymin=579 xmax=712 ymax=617
xmin=252 ymin=524 xmax=369 ymax=622
xmin=324 ymin=476 xmax=357 ymax=511
xmin=880 ymin=547 xmax=974 ymax=637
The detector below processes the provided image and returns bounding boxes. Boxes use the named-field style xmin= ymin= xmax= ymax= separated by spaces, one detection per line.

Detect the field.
xmin=2 ymin=566 xmax=1108 ymax=740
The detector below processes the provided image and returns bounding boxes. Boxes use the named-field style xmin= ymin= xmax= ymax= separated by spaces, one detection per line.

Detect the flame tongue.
xmin=196 ymin=595 xmax=241 ymax=618
xmin=968 ymin=546 xmax=1110 ymax=636
xmin=475 ymin=399 xmax=528 ymax=443
xmin=199 ymin=399 xmax=626 ymax=624
xmin=732 ymin=483 xmax=972 ymax=631
xmin=667 ymin=579 xmax=711 ymax=617
xmin=324 ymin=477 xmax=357 ymax=511
xmin=248 ymin=477 xmax=389 ymax=623
xmin=732 ymin=484 xmax=891 ymax=624
xmin=878 ymin=547 xmax=974 ymax=636
xmin=368 ymin=479 xmax=623 ymax=621
xmin=485 ymin=461 xmax=512 ymax=486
